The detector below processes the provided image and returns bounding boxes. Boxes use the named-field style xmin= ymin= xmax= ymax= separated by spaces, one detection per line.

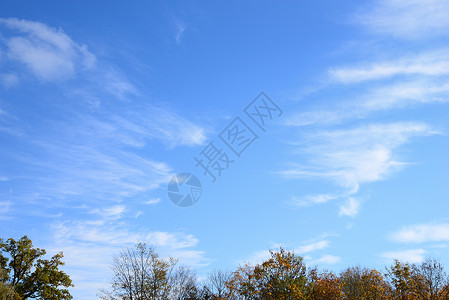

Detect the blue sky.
xmin=1 ymin=0 xmax=449 ymax=298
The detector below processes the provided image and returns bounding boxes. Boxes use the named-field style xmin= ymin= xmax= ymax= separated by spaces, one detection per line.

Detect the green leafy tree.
xmin=0 ymin=235 xmax=73 ymax=300
xmin=0 ymin=281 xmax=21 ymax=300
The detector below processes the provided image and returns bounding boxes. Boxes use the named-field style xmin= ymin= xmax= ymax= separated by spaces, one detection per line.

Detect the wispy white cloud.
xmin=53 ymin=219 xmax=202 ymax=253
xmin=285 ymin=110 xmax=344 ymax=127
xmin=101 ymin=69 xmax=139 ymax=100
xmin=338 ymin=198 xmax=360 ymax=217
xmin=144 ymin=198 xmax=161 ymax=205
xmin=286 ymin=50 xmax=444 ymax=218
xmin=1 ymin=73 xmax=19 ymax=87
xmin=51 ymin=217 xmax=208 ymax=297
xmin=286 ymin=79 xmax=449 ymax=127
xmin=283 ymin=0 xmax=449 ymax=270
xmin=389 ymin=223 xmax=449 ymax=243
xmin=0 ymin=108 xmax=25 ymax=136
xmin=47 ymin=244 xmax=116 ymax=295
xmin=309 ymin=254 xmax=341 ymax=265
xmin=287 ymin=48 xmax=449 ymax=128
xmin=291 ymin=193 xmax=337 ymax=207
xmin=132 ymin=106 xmax=207 ymax=147
xmin=0 ymin=18 xmax=208 ymax=209
xmin=242 ymin=249 xmax=272 ymax=265
xmin=284 ymin=122 xmax=435 ymax=215
xmin=90 ymin=205 xmax=127 ymax=220
xmin=146 ymin=232 xmax=199 ymax=249
xmin=362 ymin=80 xmax=449 ymax=110
xmin=354 ymin=0 xmax=449 ymax=39
xmin=0 ymin=17 xmax=95 ymax=81
xmin=175 ymin=21 xmax=186 ymax=44
xmin=296 ymin=240 xmax=329 ymax=254
xmin=0 ymin=200 xmax=12 ymax=214
xmin=381 ymin=249 xmax=426 ymax=264
xmin=7 ymin=140 xmax=173 ymax=204
xmin=0 ymin=18 xmax=207 ymax=148
xmin=282 ymin=122 xmax=434 ymax=193
xmin=171 ymin=249 xmax=209 ymax=267
xmin=329 ymin=49 xmax=449 ymax=84
xmin=242 ymin=239 xmax=331 ymax=266
xmin=67 ymin=103 xmax=207 ymax=148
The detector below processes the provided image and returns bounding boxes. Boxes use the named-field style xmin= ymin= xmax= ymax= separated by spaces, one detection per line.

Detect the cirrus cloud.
xmin=0 ymin=17 xmax=95 ymax=81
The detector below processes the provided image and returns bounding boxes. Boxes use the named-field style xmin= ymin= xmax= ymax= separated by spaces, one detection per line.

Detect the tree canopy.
xmin=4 ymin=236 xmax=446 ymax=300
xmin=0 ymin=236 xmax=73 ymax=300
xmin=99 ymin=242 xmax=197 ymax=300
xmin=101 ymin=244 xmax=449 ymax=299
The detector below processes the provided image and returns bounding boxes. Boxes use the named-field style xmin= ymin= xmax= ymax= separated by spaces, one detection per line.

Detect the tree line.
xmin=2 ymin=236 xmax=449 ymax=299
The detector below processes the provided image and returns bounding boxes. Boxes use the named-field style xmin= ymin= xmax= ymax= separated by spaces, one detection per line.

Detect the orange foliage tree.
xmin=308 ymin=268 xmax=343 ymax=299
xmin=226 ymin=248 xmax=307 ymax=299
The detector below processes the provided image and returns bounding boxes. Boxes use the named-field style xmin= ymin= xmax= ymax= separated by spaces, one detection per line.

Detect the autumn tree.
xmin=0 ymin=235 xmax=73 ymax=300
xmin=386 ymin=260 xmax=418 ymax=300
xmin=0 ymin=281 xmax=20 ymax=300
xmin=360 ymin=268 xmax=392 ymax=299
xmin=340 ymin=266 xmax=363 ymax=299
xmin=226 ymin=264 xmax=258 ymax=299
xmin=412 ymin=258 xmax=449 ymax=300
xmin=100 ymin=242 xmax=198 ymax=300
xmin=226 ymin=248 xmax=307 ymax=299
xmin=439 ymin=283 xmax=449 ymax=300
xmin=307 ymin=268 xmax=343 ymax=299
xmin=340 ymin=266 xmax=391 ymax=299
